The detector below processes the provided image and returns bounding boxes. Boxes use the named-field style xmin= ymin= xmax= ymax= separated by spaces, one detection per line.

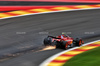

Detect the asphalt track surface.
xmin=0 ymin=1 xmax=100 ymax=6
xmin=0 ymin=9 xmax=100 ymax=66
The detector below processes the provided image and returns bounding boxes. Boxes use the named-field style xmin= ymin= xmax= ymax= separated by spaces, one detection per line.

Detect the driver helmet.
xmin=62 ymin=32 xmax=69 ymax=37
xmin=62 ymin=32 xmax=65 ymax=35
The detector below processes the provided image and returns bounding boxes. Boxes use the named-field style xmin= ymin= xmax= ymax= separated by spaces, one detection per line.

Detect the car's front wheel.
xmin=74 ymin=38 xmax=83 ymax=46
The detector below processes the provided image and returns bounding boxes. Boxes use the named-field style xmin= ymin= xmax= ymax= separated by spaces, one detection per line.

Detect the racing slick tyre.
xmin=52 ymin=40 xmax=57 ymax=46
xmin=62 ymin=41 xmax=69 ymax=50
xmin=56 ymin=43 xmax=60 ymax=49
xmin=74 ymin=38 xmax=83 ymax=46
xmin=43 ymin=37 xmax=52 ymax=46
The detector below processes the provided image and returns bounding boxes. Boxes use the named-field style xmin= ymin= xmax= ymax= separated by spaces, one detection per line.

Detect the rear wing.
xmin=48 ymin=36 xmax=61 ymax=39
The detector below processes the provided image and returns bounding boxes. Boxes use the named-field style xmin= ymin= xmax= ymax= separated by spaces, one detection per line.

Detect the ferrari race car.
xmin=43 ymin=34 xmax=84 ymax=49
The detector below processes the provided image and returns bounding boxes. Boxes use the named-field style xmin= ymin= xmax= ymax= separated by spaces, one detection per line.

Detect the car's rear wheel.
xmin=43 ymin=37 xmax=52 ymax=46
xmin=56 ymin=43 xmax=60 ymax=49
xmin=62 ymin=41 xmax=69 ymax=50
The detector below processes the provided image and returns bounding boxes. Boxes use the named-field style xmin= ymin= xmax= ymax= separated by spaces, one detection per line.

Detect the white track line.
xmin=0 ymin=7 xmax=100 ymax=20
xmin=39 ymin=40 xmax=100 ymax=66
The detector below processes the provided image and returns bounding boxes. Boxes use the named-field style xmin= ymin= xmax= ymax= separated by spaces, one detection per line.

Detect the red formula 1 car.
xmin=43 ymin=34 xmax=84 ymax=49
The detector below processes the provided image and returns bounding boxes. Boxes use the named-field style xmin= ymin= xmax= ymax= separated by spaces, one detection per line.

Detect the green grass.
xmin=63 ymin=47 xmax=100 ymax=66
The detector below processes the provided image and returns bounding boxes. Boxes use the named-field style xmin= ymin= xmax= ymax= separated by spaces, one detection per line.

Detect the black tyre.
xmin=52 ymin=40 xmax=57 ymax=46
xmin=43 ymin=37 xmax=52 ymax=46
xmin=62 ymin=41 xmax=68 ymax=50
xmin=74 ymin=38 xmax=82 ymax=46
xmin=56 ymin=43 xmax=60 ymax=49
